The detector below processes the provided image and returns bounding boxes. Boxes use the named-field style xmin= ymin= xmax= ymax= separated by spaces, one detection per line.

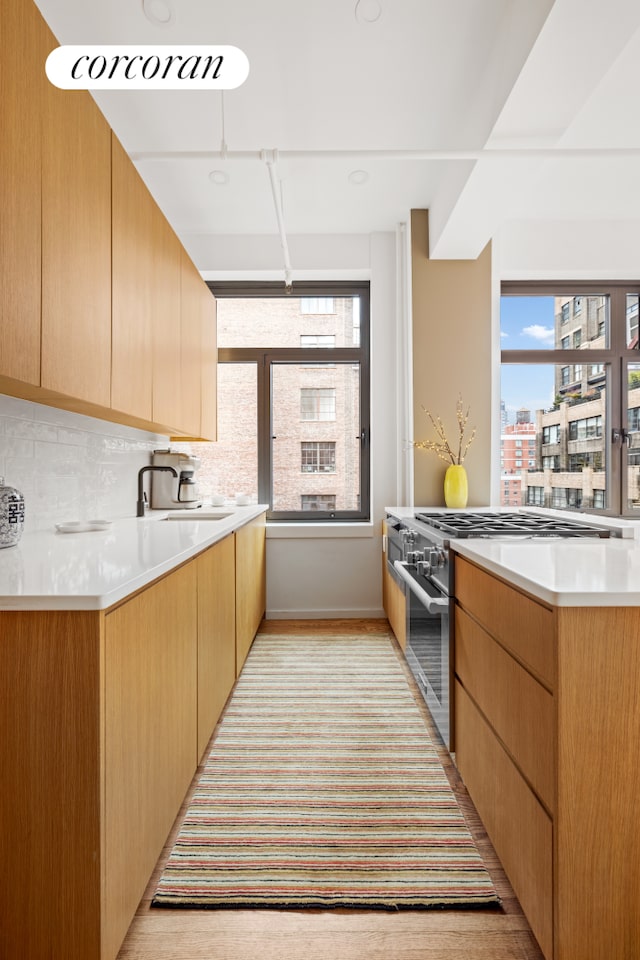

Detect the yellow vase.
xmin=444 ymin=464 xmax=468 ymax=509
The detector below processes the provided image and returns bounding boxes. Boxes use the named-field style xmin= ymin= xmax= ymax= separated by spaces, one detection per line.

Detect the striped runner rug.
xmin=152 ymin=634 xmax=500 ymax=910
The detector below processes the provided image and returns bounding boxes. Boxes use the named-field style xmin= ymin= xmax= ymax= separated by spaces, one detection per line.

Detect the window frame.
xmin=501 ymin=280 xmax=640 ymax=517
xmin=208 ymin=280 xmax=371 ymax=522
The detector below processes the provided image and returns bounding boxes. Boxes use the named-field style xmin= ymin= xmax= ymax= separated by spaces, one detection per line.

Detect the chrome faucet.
xmin=136 ymin=465 xmax=178 ymax=517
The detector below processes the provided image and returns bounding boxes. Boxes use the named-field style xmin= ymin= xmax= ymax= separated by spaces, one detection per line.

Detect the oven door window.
xmin=405 ymin=578 xmax=450 ymax=747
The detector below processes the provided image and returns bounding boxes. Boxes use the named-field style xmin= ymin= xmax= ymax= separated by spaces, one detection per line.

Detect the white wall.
xmin=0 ymin=395 xmax=166 ymax=534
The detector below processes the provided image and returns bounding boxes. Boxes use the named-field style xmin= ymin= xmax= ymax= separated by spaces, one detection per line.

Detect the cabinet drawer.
xmin=455 ymin=557 xmax=555 ymax=688
xmin=455 ymin=606 xmax=555 ymax=812
xmin=455 ymin=681 xmax=553 ymax=960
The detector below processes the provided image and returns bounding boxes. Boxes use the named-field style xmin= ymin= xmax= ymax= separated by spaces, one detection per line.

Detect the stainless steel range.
xmin=385 ymin=509 xmax=615 ymax=749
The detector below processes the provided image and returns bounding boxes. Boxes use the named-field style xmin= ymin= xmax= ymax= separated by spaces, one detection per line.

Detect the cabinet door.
xmin=235 ymin=514 xmax=267 ymax=674
xmin=104 ymin=563 xmax=197 ymax=960
xmin=151 ymin=207 xmax=182 ymax=430
xmin=197 ymin=535 xmax=236 ymax=759
xmin=456 ymin=681 xmax=553 ymax=960
xmin=41 ymin=69 xmax=112 ymax=406
xmin=200 ymin=283 xmax=218 ymax=441
xmin=0 ymin=0 xmax=50 ymax=387
xmin=179 ymin=250 xmax=205 ymax=437
xmin=111 ymin=135 xmax=153 ymax=420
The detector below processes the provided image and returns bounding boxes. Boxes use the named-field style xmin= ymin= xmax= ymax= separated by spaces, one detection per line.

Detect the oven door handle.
xmin=393 ymin=561 xmax=449 ymax=614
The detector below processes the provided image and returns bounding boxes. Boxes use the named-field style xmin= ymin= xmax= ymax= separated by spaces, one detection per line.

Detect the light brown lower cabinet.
xmin=454 ymin=555 xmax=640 ymax=960
xmin=197 ymin=533 xmax=236 ymax=760
xmin=235 ymin=512 xmax=267 ymax=675
xmin=0 ymin=524 xmax=264 ymax=960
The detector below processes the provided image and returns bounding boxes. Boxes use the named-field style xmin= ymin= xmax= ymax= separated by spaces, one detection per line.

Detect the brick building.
xmin=177 ymin=295 xmax=361 ymax=511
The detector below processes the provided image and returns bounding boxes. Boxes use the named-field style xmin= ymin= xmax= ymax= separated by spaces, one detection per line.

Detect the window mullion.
xmin=257 ymin=354 xmax=271 ymax=507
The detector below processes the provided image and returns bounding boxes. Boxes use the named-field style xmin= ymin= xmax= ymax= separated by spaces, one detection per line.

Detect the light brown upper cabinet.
xmin=111 ymin=135 xmax=154 ymax=422
xmin=176 ymin=250 xmax=217 ymax=441
xmin=0 ymin=0 xmax=50 ymax=388
xmin=200 ymin=279 xmax=218 ymax=441
xmin=151 ymin=204 xmax=182 ymax=431
xmin=41 ymin=53 xmax=112 ymax=407
xmin=180 ymin=250 xmax=206 ymax=438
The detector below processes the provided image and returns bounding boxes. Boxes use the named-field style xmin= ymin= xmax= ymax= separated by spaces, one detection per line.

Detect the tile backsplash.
xmin=0 ymin=395 xmax=168 ymax=533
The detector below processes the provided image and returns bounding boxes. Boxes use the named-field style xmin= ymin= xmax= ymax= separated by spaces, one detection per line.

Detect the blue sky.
xmin=500 ymin=296 xmax=556 ymax=420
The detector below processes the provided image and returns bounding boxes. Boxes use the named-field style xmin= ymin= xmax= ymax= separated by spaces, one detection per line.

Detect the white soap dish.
xmin=55 ymin=520 xmax=112 ymax=534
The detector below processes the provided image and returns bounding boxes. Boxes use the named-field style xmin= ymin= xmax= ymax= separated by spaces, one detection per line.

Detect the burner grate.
xmin=414 ymin=511 xmax=610 ymax=538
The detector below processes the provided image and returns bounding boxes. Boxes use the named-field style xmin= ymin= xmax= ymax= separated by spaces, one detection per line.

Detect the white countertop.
xmin=451 ymin=537 xmax=640 ymax=607
xmin=385 ymin=505 xmax=640 ymax=606
xmin=0 ymin=504 xmax=268 ymax=611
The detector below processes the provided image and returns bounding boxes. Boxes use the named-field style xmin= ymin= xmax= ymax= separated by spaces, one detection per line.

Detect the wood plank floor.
xmin=116 ymin=620 xmax=545 ymax=960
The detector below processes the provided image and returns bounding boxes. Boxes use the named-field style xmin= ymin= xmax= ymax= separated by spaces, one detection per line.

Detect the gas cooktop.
xmin=414 ymin=511 xmax=611 ymax=539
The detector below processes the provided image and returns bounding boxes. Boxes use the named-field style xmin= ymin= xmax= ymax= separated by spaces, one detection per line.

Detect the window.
xmin=301 ymin=388 xmax=336 ymax=421
xmin=527 ymin=486 xmax=545 ymax=505
xmin=568 ymin=416 xmax=602 ymax=441
xmin=300 ymin=297 xmax=335 ymax=314
xmin=501 ymin=282 xmax=640 ymax=516
xmin=204 ymin=281 xmax=370 ymax=522
xmin=568 ymin=452 xmax=603 ymax=471
xmin=301 ymin=494 xmax=336 ymax=511
xmin=300 ymin=335 xmax=335 ymax=348
xmin=301 ymin=441 xmax=336 ymax=473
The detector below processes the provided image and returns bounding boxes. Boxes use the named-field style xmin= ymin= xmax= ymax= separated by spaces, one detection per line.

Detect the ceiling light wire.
xmin=261 ymin=148 xmax=293 ymax=293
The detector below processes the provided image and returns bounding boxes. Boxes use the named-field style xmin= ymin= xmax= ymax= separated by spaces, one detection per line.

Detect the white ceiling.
xmin=33 ymin=0 xmax=640 ymax=273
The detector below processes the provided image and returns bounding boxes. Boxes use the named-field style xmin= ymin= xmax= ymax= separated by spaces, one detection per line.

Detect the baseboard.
xmin=266 ymin=608 xmax=386 ymax=620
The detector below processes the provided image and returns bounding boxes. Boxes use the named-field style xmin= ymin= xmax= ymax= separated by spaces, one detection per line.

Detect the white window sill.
xmin=266 ymin=521 xmax=375 ymax=539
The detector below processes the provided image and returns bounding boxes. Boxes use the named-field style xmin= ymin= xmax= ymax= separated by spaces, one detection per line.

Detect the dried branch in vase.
xmin=412 ymin=395 xmax=476 ymax=465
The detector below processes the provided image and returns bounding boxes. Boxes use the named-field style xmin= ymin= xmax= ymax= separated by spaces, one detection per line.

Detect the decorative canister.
xmin=0 ymin=477 xmax=25 ymax=548
xmin=443 ymin=464 xmax=468 ymax=509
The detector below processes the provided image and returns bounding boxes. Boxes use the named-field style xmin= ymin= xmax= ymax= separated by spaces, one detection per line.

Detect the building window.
xmin=561 ymin=336 xmax=570 ymax=350
xmin=561 ymin=302 xmax=570 ymax=323
xmin=527 ymin=486 xmax=544 ymax=506
xmin=568 ymin=416 xmax=602 ymax=441
xmin=574 ymin=297 xmax=583 ymax=315
xmin=300 ymin=335 xmax=335 ymax=348
xmin=300 ymin=297 xmax=335 ymax=314
xmin=301 ymin=494 xmax=336 ymax=511
xmin=301 ymin=441 xmax=336 ymax=473
xmin=204 ymin=281 xmax=370 ymax=522
xmin=568 ymin=452 xmax=603 ymax=471
xmin=561 ymin=366 xmax=570 ymax=385
xmin=543 ymin=425 xmax=560 ymax=444
xmin=301 ymin=388 xmax=336 ymax=421
xmin=573 ymin=329 xmax=582 ymax=348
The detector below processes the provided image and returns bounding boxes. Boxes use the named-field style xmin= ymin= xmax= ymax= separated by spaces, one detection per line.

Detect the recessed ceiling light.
xmin=209 ymin=169 xmax=229 ymax=186
xmin=142 ymin=0 xmax=174 ymax=27
xmin=355 ymin=0 xmax=382 ymax=24
xmin=348 ymin=169 xmax=369 ymax=186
